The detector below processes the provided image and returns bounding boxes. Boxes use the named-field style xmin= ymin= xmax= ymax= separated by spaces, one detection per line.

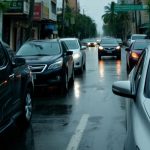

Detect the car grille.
xmin=29 ymin=64 xmax=47 ymax=73
xmin=105 ymin=47 xmax=116 ymax=51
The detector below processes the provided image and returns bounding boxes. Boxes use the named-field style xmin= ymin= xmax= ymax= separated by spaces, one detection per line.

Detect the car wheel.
xmin=23 ymin=88 xmax=32 ymax=125
xmin=79 ymin=62 xmax=84 ymax=74
xmin=98 ymin=55 xmax=101 ymax=60
xmin=62 ymin=73 xmax=68 ymax=95
xmin=70 ymin=68 xmax=74 ymax=86
xmin=83 ymin=62 xmax=86 ymax=70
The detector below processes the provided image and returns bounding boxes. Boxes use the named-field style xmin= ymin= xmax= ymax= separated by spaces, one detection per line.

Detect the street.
xmin=1 ymin=46 xmax=127 ymax=150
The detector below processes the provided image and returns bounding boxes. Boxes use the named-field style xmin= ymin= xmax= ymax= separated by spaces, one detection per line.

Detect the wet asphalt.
xmin=1 ymin=46 xmax=128 ymax=150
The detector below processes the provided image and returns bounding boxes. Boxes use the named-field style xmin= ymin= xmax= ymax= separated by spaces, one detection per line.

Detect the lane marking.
xmin=66 ymin=114 xmax=89 ymax=150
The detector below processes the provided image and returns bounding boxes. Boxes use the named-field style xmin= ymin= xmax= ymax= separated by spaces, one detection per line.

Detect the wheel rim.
xmin=25 ymin=92 xmax=32 ymax=121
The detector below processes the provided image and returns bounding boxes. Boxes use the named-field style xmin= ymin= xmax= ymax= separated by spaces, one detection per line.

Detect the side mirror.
xmin=125 ymin=47 xmax=130 ymax=52
xmin=13 ymin=57 xmax=26 ymax=67
xmin=112 ymin=81 xmax=135 ymax=99
xmin=81 ymin=45 xmax=86 ymax=50
xmin=66 ymin=51 xmax=73 ymax=55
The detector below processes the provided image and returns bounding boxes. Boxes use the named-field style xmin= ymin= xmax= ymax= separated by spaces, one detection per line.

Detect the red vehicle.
xmin=126 ymin=39 xmax=150 ymax=73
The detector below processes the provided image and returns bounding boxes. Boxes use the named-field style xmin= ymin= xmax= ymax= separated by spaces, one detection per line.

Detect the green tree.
xmin=102 ymin=1 xmax=117 ymax=36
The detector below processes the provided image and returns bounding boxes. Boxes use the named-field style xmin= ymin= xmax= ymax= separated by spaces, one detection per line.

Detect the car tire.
xmin=83 ymin=62 xmax=86 ymax=70
xmin=70 ymin=68 xmax=74 ymax=86
xmin=79 ymin=61 xmax=84 ymax=74
xmin=22 ymin=88 xmax=32 ymax=125
xmin=61 ymin=72 xmax=68 ymax=95
xmin=98 ymin=55 xmax=101 ymax=60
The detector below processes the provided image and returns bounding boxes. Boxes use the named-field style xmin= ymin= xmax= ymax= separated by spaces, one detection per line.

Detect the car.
xmin=127 ymin=34 xmax=147 ymax=46
xmin=81 ymin=38 xmax=97 ymax=47
xmin=126 ymin=39 xmax=150 ymax=73
xmin=98 ymin=37 xmax=121 ymax=60
xmin=0 ymin=41 xmax=34 ymax=134
xmin=112 ymin=47 xmax=150 ymax=150
xmin=116 ymin=38 xmax=123 ymax=47
xmin=16 ymin=39 xmax=74 ymax=94
xmin=60 ymin=38 xmax=86 ymax=73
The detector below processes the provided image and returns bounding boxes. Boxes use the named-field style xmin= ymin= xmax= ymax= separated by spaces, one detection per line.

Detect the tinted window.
xmin=133 ymin=41 xmax=149 ymax=50
xmin=132 ymin=35 xmax=146 ymax=40
xmin=101 ymin=39 xmax=118 ymax=44
xmin=16 ymin=41 xmax=61 ymax=56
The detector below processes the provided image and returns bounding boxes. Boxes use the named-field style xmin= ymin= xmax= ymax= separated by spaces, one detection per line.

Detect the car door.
xmin=0 ymin=43 xmax=15 ymax=122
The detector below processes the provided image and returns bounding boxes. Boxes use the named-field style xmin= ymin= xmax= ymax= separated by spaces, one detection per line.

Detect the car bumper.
xmin=33 ymin=68 xmax=64 ymax=87
xmin=98 ymin=50 xmax=121 ymax=57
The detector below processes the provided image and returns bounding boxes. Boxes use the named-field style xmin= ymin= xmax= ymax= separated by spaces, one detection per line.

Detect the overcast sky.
xmin=78 ymin=0 xmax=117 ymax=34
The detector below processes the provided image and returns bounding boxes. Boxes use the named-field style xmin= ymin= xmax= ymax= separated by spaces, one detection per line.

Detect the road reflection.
xmin=98 ymin=58 xmax=121 ymax=79
xmin=74 ymin=80 xmax=80 ymax=99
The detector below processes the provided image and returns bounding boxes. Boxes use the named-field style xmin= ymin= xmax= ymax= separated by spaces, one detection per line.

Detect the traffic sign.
xmin=114 ymin=4 xmax=149 ymax=12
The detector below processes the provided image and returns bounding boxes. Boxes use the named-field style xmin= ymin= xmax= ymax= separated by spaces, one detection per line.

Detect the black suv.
xmin=0 ymin=41 xmax=34 ymax=134
xmin=16 ymin=39 xmax=74 ymax=94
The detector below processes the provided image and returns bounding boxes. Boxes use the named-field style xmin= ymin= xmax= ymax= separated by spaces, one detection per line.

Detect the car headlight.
xmin=73 ymin=53 xmax=81 ymax=59
xmin=48 ymin=58 xmax=63 ymax=70
xmin=116 ymin=46 xmax=121 ymax=50
xmin=99 ymin=46 xmax=104 ymax=50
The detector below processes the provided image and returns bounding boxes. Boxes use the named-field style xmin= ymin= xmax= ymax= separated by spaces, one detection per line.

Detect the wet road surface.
xmin=1 ymin=47 xmax=127 ymax=150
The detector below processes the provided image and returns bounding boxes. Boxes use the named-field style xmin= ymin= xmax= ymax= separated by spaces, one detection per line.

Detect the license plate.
xmin=107 ymin=51 xmax=112 ymax=53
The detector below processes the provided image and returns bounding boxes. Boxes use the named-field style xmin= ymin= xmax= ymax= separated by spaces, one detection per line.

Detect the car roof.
xmin=60 ymin=38 xmax=78 ymax=41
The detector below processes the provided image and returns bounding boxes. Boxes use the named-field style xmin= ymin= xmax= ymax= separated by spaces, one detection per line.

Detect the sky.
xmin=78 ymin=0 xmax=117 ymax=35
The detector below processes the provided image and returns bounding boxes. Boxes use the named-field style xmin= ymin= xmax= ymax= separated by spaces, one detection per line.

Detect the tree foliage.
xmin=57 ymin=5 xmax=97 ymax=39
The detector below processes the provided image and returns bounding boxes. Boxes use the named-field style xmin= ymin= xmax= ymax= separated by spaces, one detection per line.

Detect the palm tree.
xmin=102 ymin=1 xmax=117 ymax=36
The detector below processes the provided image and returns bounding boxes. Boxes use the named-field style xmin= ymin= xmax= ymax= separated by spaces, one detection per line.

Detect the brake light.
xmin=131 ymin=52 xmax=139 ymax=59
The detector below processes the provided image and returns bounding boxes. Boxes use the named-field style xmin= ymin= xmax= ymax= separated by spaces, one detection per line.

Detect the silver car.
xmin=112 ymin=46 xmax=150 ymax=150
xmin=61 ymin=38 xmax=86 ymax=73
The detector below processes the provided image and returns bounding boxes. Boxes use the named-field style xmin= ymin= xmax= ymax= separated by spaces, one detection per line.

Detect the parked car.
xmin=0 ymin=41 xmax=34 ymax=134
xmin=98 ymin=37 xmax=121 ymax=60
xmin=126 ymin=39 xmax=150 ymax=73
xmin=112 ymin=47 xmax=150 ymax=150
xmin=60 ymin=38 xmax=86 ymax=73
xmin=16 ymin=39 xmax=74 ymax=94
xmin=81 ymin=38 xmax=97 ymax=47
xmin=127 ymin=34 xmax=147 ymax=46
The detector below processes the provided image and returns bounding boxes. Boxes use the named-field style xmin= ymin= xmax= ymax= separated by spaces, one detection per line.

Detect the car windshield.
xmin=133 ymin=41 xmax=150 ymax=50
xmin=64 ymin=40 xmax=79 ymax=49
xmin=16 ymin=41 xmax=61 ymax=56
xmin=101 ymin=39 xmax=118 ymax=44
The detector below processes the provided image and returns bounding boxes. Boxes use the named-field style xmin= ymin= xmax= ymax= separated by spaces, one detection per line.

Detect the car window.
xmin=16 ymin=41 xmax=61 ymax=56
xmin=0 ymin=43 xmax=7 ymax=67
xmin=63 ymin=40 xmax=80 ymax=49
xmin=101 ymin=39 xmax=118 ymax=44
xmin=132 ymin=35 xmax=146 ymax=40
xmin=134 ymin=51 xmax=145 ymax=89
xmin=144 ymin=60 xmax=150 ymax=98
xmin=133 ymin=41 xmax=148 ymax=50
xmin=61 ymin=41 xmax=68 ymax=52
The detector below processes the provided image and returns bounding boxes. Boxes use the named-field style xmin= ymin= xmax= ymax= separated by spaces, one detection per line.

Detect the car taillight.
xmin=131 ymin=52 xmax=139 ymax=59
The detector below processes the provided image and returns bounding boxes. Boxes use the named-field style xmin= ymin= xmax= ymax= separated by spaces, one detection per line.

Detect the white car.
xmin=61 ymin=38 xmax=86 ymax=73
xmin=112 ymin=46 xmax=150 ymax=150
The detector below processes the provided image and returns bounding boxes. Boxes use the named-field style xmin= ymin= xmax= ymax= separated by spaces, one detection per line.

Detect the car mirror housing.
xmin=125 ymin=48 xmax=130 ymax=52
xmin=13 ymin=57 xmax=26 ymax=67
xmin=112 ymin=81 xmax=135 ymax=99
xmin=81 ymin=45 xmax=86 ymax=50
xmin=66 ymin=51 xmax=73 ymax=55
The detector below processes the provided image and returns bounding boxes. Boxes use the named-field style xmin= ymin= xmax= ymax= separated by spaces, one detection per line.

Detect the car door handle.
xmin=9 ymin=74 xmax=14 ymax=79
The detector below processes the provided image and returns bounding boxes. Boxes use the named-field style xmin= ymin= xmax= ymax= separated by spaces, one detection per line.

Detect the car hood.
xmin=17 ymin=55 xmax=61 ymax=65
xmin=101 ymin=44 xmax=118 ymax=47
xmin=69 ymin=49 xmax=80 ymax=53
